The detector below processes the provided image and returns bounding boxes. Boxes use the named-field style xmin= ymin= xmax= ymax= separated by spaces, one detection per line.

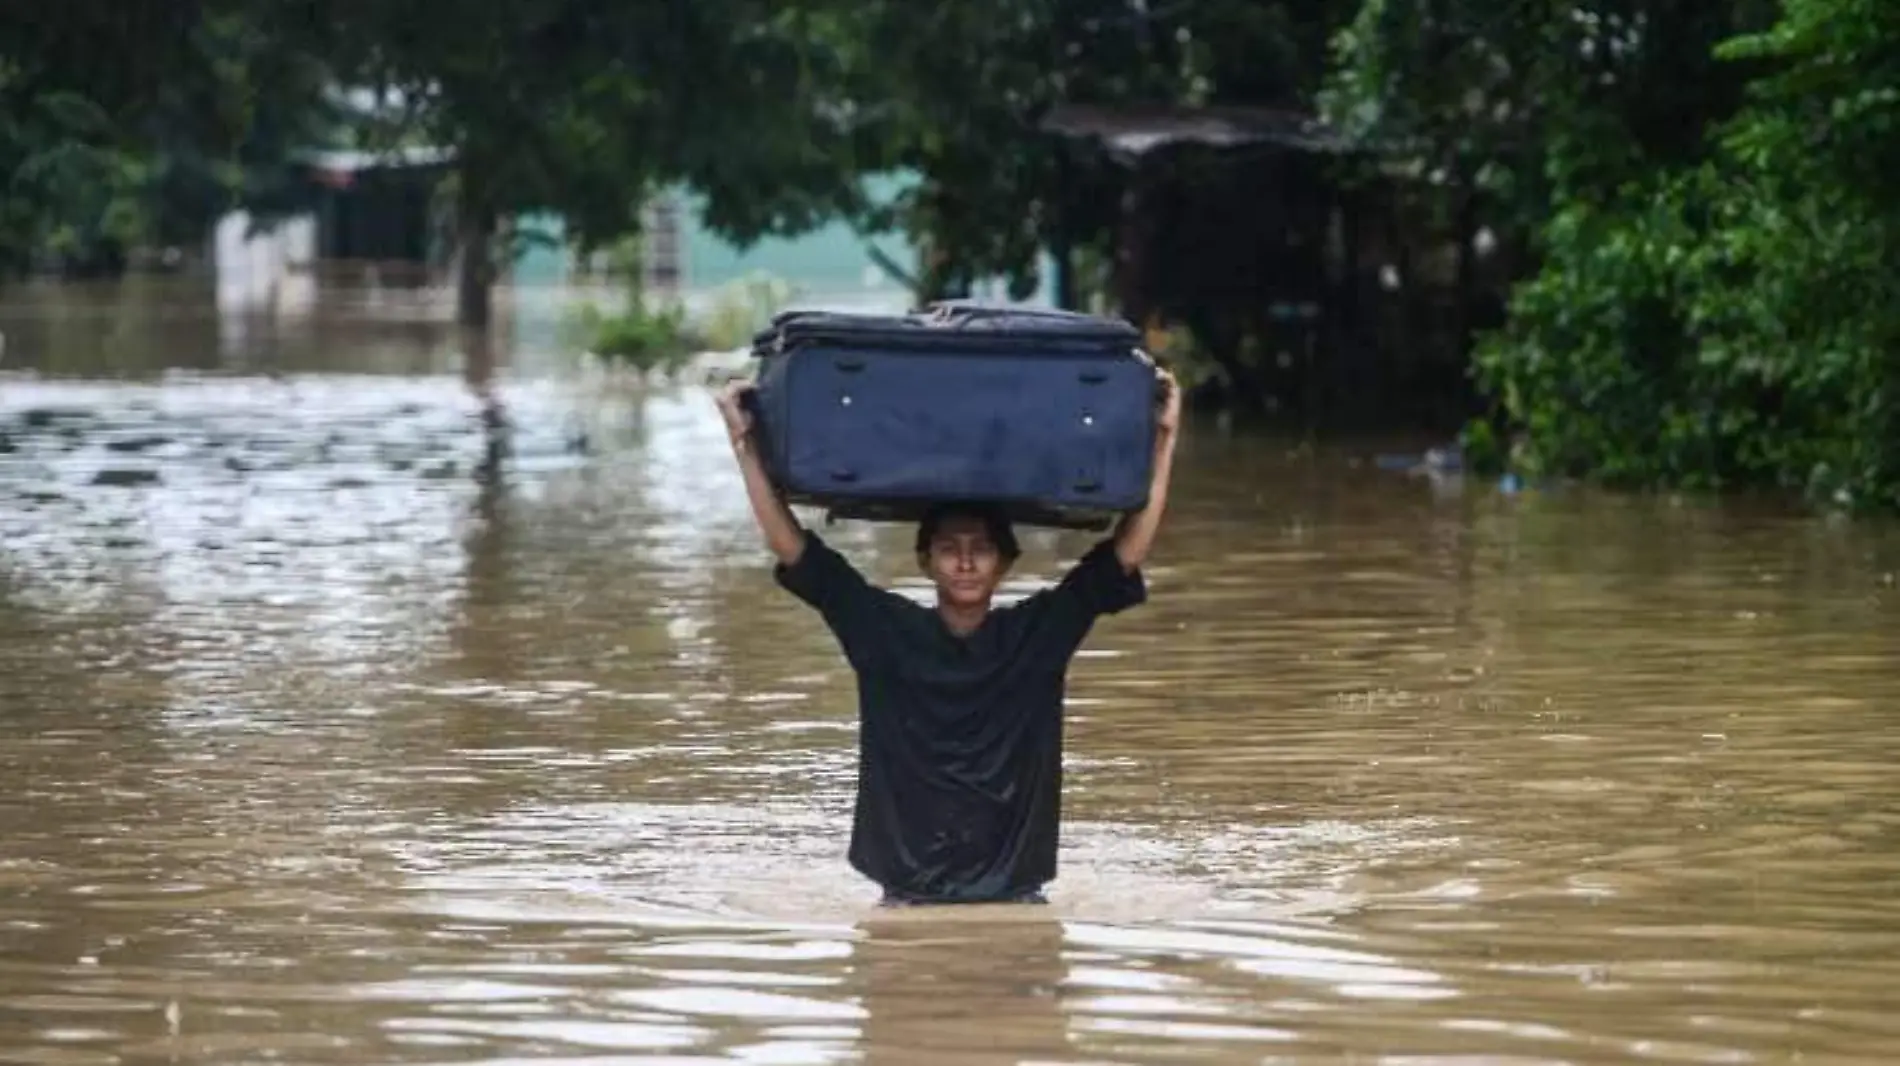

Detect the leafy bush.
xmin=573 ymin=300 xmax=696 ymax=375
xmin=1475 ymin=0 xmax=1900 ymax=513
xmin=567 ymin=258 xmax=798 ymax=377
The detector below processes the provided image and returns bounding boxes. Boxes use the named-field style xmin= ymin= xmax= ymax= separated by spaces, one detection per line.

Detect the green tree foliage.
xmin=1324 ymin=1 xmax=1774 ymax=248
xmin=1328 ymin=0 xmax=1900 ymax=512
xmin=836 ymin=2 xmax=1173 ymax=300
xmin=331 ymin=0 xmax=881 ymax=325
xmin=843 ymin=1 xmax=1341 ymax=302
xmin=2 ymin=1 xmax=876 ymax=319
xmin=1470 ymin=0 xmax=1900 ymax=511
xmin=0 ymin=2 xmax=336 ymax=275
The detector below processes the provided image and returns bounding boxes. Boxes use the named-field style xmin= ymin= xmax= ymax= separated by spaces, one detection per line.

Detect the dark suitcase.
xmin=747 ymin=302 xmax=1158 ymax=530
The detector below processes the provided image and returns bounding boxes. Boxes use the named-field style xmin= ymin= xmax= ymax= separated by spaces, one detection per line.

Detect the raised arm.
xmin=1113 ymin=368 xmax=1182 ymax=573
xmin=715 ymin=380 xmax=807 ymax=566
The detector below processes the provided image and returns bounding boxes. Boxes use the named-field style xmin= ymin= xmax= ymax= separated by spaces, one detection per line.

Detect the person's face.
xmin=920 ymin=515 xmax=1011 ymax=608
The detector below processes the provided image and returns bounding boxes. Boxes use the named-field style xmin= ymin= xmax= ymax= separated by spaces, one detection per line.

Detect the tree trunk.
xmin=1112 ymin=158 xmax=1158 ymax=328
xmin=1052 ymin=234 xmax=1076 ymax=311
xmin=1051 ymin=148 xmax=1078 ymax=310
xmin=456 ymin=168 xmax=496 ymax=330
xmin=1452 ymin=169 xmax=1477 ymax=356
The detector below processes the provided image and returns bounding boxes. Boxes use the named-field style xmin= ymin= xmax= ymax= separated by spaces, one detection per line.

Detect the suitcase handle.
xmin=1073 ymin=478 xmax=1101 ymax=494
xmin=834 ymin=357 xmax=865 ymax=373
xmin=830 ymin=468 xmax=858 ymax=483
xmin=1079 ymin=369 xmax=1107 ymax=384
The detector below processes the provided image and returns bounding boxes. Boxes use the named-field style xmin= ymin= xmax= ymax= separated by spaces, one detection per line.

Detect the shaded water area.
xmin=3 ymin=279 xmax=1899 ymax=1064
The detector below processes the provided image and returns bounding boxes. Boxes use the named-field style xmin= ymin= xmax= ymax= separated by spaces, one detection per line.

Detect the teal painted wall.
xmin=512 ymin=212 xmax=570 ymax=286
xmin=678 ymin=173 xmax=918 ymax=301
xmin=510 ymin=172 xmax=1055 ymax=308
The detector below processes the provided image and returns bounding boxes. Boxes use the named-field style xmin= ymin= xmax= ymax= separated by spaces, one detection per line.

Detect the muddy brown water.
xmin=2 ymin=281 xmax=1899 ymax=1064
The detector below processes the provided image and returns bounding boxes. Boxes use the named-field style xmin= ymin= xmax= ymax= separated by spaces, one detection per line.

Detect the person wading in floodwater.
xmin=713 ymin=371 xmax=1181 ymax=905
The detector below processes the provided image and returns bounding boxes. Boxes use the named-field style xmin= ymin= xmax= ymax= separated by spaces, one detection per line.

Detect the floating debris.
xmin=90 ymin=468 xmax=162 ymax=487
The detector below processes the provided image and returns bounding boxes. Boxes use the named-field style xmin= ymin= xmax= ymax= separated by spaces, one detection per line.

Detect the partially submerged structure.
xmin=297 ymin=146 xmax=454 ymax=275
xmin=1040 ymin=103 xmax=1505 ymax=432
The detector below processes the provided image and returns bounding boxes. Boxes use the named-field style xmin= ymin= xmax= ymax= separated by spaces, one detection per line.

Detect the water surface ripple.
xmin=2 ymin=358 xmax=1897 ymax=1064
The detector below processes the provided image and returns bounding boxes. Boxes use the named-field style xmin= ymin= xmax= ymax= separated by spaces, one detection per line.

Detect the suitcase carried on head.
xmin=746 ymin=301 xmax=1159 ymax=531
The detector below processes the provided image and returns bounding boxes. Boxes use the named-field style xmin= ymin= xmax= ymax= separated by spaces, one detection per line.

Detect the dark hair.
xmin=915 ymin=502 xmax=1020 ymax=561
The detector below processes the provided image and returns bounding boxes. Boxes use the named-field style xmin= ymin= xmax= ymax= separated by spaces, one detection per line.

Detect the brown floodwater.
xmin=1 ymin=279 xmax=1898 ymax=1064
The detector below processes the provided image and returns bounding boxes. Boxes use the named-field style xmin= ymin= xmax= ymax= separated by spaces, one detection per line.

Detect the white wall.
xmin=212 ymin=211 xmax=317 ymax=314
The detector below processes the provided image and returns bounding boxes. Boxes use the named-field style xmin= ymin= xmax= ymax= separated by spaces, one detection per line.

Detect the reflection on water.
xmin=2 ymin=279 xmax=1899 ymax=1063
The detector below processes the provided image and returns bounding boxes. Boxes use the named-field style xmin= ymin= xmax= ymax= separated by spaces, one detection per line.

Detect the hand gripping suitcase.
xmin=746 ymin=301 xmax=1159 ymax=530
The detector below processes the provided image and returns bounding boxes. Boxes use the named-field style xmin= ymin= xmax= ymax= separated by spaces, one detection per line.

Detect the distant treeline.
xmin=3 ymin=1 xmax=1895 ymax=509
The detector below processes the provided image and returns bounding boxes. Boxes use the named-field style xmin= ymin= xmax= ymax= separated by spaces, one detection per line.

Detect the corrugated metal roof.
xmin=293 ymin=146 xmax=454 ymax=173
xmin=1040 ymin=104 xmax=1359 ymax=157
